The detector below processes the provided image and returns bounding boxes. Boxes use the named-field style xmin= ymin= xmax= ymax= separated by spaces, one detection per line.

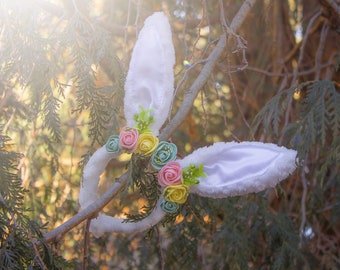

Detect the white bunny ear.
xmin=177 ymin=142 xmax=297 ymax=198
xmin=124 ymin=12 xmax=175 ymax=136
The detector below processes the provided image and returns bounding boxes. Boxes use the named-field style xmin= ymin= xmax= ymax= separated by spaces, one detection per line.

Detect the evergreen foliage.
xmin=0 ymin=131 xmax=68 ymax=269
xmin=253 ymin=81 xmax=340 ymax=160
xmin=0 ymin=0 xmax=339 ymax=269
xmin=124 ymin=154 xmax=160 ymax=223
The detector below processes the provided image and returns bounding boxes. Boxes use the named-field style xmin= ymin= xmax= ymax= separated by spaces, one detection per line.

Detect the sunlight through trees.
xmin=0 ymin=0 xmax=339 ymax=269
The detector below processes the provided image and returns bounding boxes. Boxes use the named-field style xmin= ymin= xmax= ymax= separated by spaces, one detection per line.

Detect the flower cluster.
xmin=157 ymin=160 xmax=206 ymax=213
xmin=105 ymin=107 xmax=159 ymax=156
xmin=154 ymin=149 xmax=206 ymax=213
xmin=105 ymin=108 xmax=206 ymax=214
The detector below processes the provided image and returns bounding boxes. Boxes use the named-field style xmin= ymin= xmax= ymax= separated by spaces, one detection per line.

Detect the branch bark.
xmin=43 ymin=173 xmax=128 ymax=243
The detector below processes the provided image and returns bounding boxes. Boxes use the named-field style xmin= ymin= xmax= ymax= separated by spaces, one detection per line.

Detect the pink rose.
xmin=119 ymin=127 xmax=139 ymax=152
xmin=157 ymin=161 xmax=182 ymax=187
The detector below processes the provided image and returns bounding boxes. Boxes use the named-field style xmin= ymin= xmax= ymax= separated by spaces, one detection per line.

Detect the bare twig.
xmin=324 ymin=0 xmax=340 ymax=17
xmin=279 ymin=11 xmax=321 ymax=145
xmin=219 ymin=0 xmax=253 ymax=138
xmin=213 ymin=84 xmax=240 ymax=142
xmin=29 ymin=234 xmax=48 ymax=270
xmin=227 ymin=54 xmax=254 ymax=140
xmin=230 ymin=0 xmax=257 ymax=32
xmin=159 ymin=34 xmax=226 ymax=141
xmin=292 ymin=11 xmax=322 ymax=85
xmin=219 ymin=0 xmax=228 ymax=30
xmin=314 ymin=22 xmax=329 ymax=80
xmin=160 ymin=0 xmax=257 ymax=141
xmin=82 ymin=219 xmax=92 ymax=270
xmin=299 ymin=159 xmax=308 ymax=241
xmin=237 ymin=63 xmax=333 ymax=77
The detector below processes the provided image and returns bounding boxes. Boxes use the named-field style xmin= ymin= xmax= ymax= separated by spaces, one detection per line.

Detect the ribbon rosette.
xmin=119 ymin=127 xmax=139 ymax=152
xmin=79 ymin=12 xmax=297 ymax=236
xmin=160 ymin=199 xmax=179 ymax=214
xmin=135 ymin=132 xmax=159 ymax=156
xmin=106 ymin=135 xmax=120 ymax=153
xmin=157 ymin=161 xmax=182 ymax=187
xmin=150 ymin=141 xmax=177 ymax=170
xmin=158 ymin=161 xmax=207 ymax=212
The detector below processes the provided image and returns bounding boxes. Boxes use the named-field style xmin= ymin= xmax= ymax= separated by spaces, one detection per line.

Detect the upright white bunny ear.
xmin=177 ymin=141 xmax=297 ymax=198
xmin=124 ymin=12 xmax=175 ymax=136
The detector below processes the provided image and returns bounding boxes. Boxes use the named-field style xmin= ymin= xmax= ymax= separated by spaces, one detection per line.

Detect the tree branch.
xmin=43 ymin=173 xmax=128 ymax=243
xmin=230 ymin=0 xmax=257 ymax=33
xmin=323 ymin=0 xmax=340 ymax=17
xmin=160 ymin=0 xmax=257 ymax=141
xmin=159 ymin=35 xmax=226 ymax=141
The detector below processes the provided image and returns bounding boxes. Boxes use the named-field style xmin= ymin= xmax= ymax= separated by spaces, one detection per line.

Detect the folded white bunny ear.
xmin=124 ymin=12 xmax=175 ymax=136
xmin=177 ymin=142 xmax=297 ymax=198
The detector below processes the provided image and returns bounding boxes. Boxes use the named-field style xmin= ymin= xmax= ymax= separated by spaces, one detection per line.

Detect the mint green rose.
xmin=150 ymin=141 xmax=177 ymax=170
xmin=105 ymin=135 xmax=120 ymax=153
xmin=160 ymin=198 xmax=179 ymax=214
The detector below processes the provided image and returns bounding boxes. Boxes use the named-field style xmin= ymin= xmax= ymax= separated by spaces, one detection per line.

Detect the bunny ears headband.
xmin=79 ymin=12 xmax=297 ymax=237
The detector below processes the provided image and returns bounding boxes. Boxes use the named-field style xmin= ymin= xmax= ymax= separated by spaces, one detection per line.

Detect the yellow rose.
xmin=163 ymin=184 xmax=190 ymax=204
xmin=135 ymin=132 xmax=159 ymax=156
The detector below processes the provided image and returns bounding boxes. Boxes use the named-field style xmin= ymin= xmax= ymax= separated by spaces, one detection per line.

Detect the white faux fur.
xmin=124 ymin=12 xmax=175 ymax=136
xmin=79 ymin=146 xmax=119 ymax=209
xmin=177 ymin=141 xmax=297 ymax=198
xmin=88 ymin=142 xmax=297 ymax=236
xmin=79 ymin=12 xmax=175 ymax=236
xmin=90 ymin=198 xmax=166 ymax=236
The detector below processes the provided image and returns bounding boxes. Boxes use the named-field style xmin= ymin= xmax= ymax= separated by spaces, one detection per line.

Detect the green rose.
xmin=105 ymin=135 xmax=120 ymax=153
xmin=160 ymin=198 xmax=179 ymax=214
xmin=150 ymin=141 xmax=177 ymax=170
